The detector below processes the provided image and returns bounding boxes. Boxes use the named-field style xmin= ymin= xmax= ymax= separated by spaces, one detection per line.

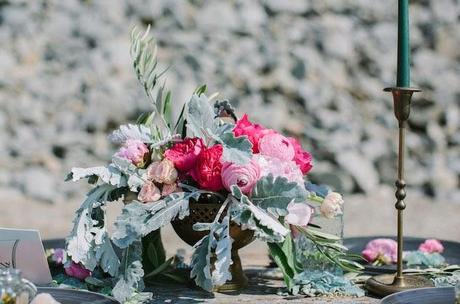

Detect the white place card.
xmin=0 ymin=228 xmax=52 ymax=285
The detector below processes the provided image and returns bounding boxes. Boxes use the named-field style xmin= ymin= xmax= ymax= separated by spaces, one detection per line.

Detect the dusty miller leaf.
xmin=190 ymin=235 xmax=213 ymax=292
xmin=111 ymin=157 xmax=145 ymax=191
xmin=212 ymin=131 xmax=252 ymax=165
xmin=404 ymin=251 xmax=446 ymax=267
xmin=211 ymin=215 xmax=233 ymax=286
xmin=252 ymin=175 xmax=308 ymax=217
xmin=112 ymin=191 xmax=200 ymax=248
xmin=112 ymin=241 xmax=145 ymax=302
xmin=108 ymin=124 xmax=153 ymax=144
xmin=186 ymin=93 xmax=216 ymax=139
xmin=66 ymin=165 xmax=127 ymax=188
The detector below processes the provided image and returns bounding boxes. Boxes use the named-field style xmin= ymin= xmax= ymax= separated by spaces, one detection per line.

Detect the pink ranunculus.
xmin=221 ymin=159 xmax=260 ymax=194
xmin=164 ymin=138 xmax=204 ymax=172
xmin=288 ymin=137 xmax=313 ymax=174
xmin=254 ymin=154 xmax=304 ymax=186
xmin=258 ymin=133 xmax=295 ymax=161
xmin=320 ymin=192 xmax=344 ymax=219
xmin=361 ymin=239 xmax=398 ymax=264
xmin=64 ymin=262 xmax=91 ymax=280
xmin=51 ymin=248 xmax=66 ymax=265
xmin=285 ymin=202 xmax=314 ymax=227
xmin=162 ymin=183 xmax=178 ymax=197
xmin=190 ymin=144 xmax=224 ymax=191
xmin=233 ymin=114 xmax=275 ymax=153
xmin=418 ymin=239 xmax=444 ymax=254
xmin=116 ymin=139 xmax=149 ymax=167
xmin=138 ymin=182 xmax=161 ymax=203
xmin=146 ymin=159 xmax=178 ymax=185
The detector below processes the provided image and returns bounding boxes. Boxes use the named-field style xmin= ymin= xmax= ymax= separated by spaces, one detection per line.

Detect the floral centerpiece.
xmin=64 ymin=27 xmax=363 ymax=302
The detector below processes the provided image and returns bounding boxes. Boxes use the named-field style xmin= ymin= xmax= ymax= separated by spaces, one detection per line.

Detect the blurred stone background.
xmin=0 ymin=0 xmax=459 ymax=241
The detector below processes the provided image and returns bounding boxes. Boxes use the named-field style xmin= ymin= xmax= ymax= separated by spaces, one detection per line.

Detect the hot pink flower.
xmin=418 ymin=239 xmax=444 ymax=254
xmin=221 ymin=159 xmax=260 ymax=194
xmin=138 ymin=182 xmax=161 ymax=203
xmin=65 ymin=262 xmax=91 ymax=280
xmin=254 ymin=154 xmax=304 ymax=186
xmin=258 ymin=133 xmax=295 ymax=161
xmin=233 ymin=114 xmax=275 ymax=153
xmin=191 ymin=145 xmax=224 ymax=191
xmin=362 ymin=239 xmax=398 ymax=264
xmin=116 ymin=139 xmax=149 ymax=167
xmin=164 ymin=138 xmax=204 ymax=172
xmin=288 ymin=137 xmax=313 ymax=174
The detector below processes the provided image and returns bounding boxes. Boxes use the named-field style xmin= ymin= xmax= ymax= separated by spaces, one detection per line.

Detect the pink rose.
xmin=259 ymin=133 xmax=295 ymax=161
xmin=320 ymin=192 xmax=344 ymax=219
xmin=190 ymin=145 xmax=224 ymax=191
xmin=65 ymin=262 xmax=91 ymax=280
xmin=288 ymin=137 xmax=313 ymax=174
xmin=233 ymin=114 xmax=275 ymax=153
xmin=362 ymin=239 xmax=398 ymax=264
xmin=221 ymin=159 xmax=260 ymax=194
xmin=285 ymin=202 xmax=314 ymax=227
xmin=254 ymin=154 xmax=304 ymax=186
xmin=116 ymin=139 xmax=149 ymax=167
xmin=138 ymin=182 xmax=161 ymax=203
xmin=164 ymin=138 xmax=204 ymax=171
xmin=146 ymin=159 xmax=178 ymax=184
xmin=418 ymin=239 xmax=444 ymax=253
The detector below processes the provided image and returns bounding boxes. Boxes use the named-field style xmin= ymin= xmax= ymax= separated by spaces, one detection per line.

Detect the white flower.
xmin=320 ymin=192 xmax=344 ymax=219
xmin=285 ymin=202 xmax=314 ymax=227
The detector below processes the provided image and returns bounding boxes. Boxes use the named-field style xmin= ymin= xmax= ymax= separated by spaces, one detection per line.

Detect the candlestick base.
xmin=365 ymin=274 xmax=434 ymax=297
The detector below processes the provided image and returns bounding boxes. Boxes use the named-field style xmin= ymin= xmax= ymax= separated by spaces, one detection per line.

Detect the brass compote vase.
xmin=172 ymin=193 xmax=254 ymax=292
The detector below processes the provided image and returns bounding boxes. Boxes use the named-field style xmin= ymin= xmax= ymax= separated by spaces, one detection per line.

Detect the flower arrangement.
xmin=64 ymin=27 xmax=362 ymax=302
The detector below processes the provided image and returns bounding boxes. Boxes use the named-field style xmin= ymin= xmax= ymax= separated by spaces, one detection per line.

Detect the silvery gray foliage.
xmin=112 ymin=241 xmax=144 ymax=302
xmin=66 ymin=165 xmax=127 ymax=188
xmin=251 ymin=174 xmax=308 ymax=217
xmin=404 ymin=251 xmax=446 ymax=267
xmin=108 ymin=124 xmax=153 ymax=144
xmin=111 ymin=156 xmax=145 ymax=191
xmin=190 ymin=213 xmax=233 ymax=291
xmin=292 ymin=271 xmax=365 ymax=297
xmin=186 ymin=93 xmax=217 ymax=140
xmin=213 ymin=131 xmax=252 ymax=165
xmin=230 ymin=186 xmax=289 ymax=243
xmin=66 ymin=184 xmax=120 ymax=276
xmin=112 ymin=191 xmax=200 ymax=248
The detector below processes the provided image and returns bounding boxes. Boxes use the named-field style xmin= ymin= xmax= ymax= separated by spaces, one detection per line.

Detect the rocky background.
xmin=0 ymin=0 xmax=459 ymax=208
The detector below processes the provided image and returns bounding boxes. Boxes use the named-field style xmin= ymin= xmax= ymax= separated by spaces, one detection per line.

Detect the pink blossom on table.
xmin=320 ymin=192 xmax=344 ymax=219
xmin=138 ymin=182 xmax=161 ymax=203
xmin=162 ymin=183 xmax=178 ymax=197
xmin=418 ymin=239 xmax=444 ymax=253
xmin=258 ymin=133 xmax=295 ymax=161
xmin=361 ymin=238 xmax=398 ymax=264
xmin=64 ymin=261 xmax=91 ymax=280
xmin=164 ymin=138 xmax=204 ymax=172
xmin=51 ymin=248 xmax=66 ymax=265
xmin=254 ymin=154 xmax=304 ymax=186
xmin=288 ymin=137 xmax=313 ymax=174
xmin=285 ymin=202 xmax=314 ymax=227
xmin=146 ymin=159 xmax=178 ymax=184
xmin=233 ymin=114 xmax=275 ymax=153
xmin=116 ymin=139 xmax=149 ymax=167
xmin=221 ymin=159 xmax=260 ymax=194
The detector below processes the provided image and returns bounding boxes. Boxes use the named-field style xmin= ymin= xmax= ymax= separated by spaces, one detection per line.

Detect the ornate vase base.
xmin=213 ymin=251 xmax=248 ymax=293
xmin=365 ymin=274 xmax=434 ymax=297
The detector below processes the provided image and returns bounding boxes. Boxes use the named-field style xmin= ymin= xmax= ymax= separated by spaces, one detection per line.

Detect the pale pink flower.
xmin=146 ymin=159 xmax=178 ymax=185
xmin=162 ymin=183 xmax=178 ymax=197
xmin=285 ymin=202 xmax=314 ymax=227
xmin=362 ymin=239 xmax=398 ymax=264
xmin=138 ymin=182 xmax=161 ymax=203
xmin=116 ymin=139 xmax=149 ymax=167
xmin=51 ymin=248 xmax=66 ymax=265
xmin=258 ymin=133 xmax=295 ymax=161
xmin=221 ymin=159 xmax=260 ymax=194
xmin=254 ymin=154 xmax=304 ymax=186
xmin=64 ymin=262 xmax=91 ymax=280
xmin=418 ymin=239 xmax=444 ymax=253
xmin=320 ymin=192 xmax=344 ymax=219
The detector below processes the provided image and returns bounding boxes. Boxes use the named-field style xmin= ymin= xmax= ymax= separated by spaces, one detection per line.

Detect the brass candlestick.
xmin=365 ymin=87 xmax=434 ymax=297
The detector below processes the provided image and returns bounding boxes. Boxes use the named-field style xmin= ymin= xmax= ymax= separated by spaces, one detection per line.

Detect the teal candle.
xmin=397 ymin=0 xmax=410 ymax=87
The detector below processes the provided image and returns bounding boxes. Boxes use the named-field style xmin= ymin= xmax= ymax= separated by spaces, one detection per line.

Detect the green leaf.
xmin=112 ymin=241 xmax=145 ymax=302
xmin=112 ymin=192 xmax=200 ymax=248
xmin=268 ymin=241 xmax=295 ymax=290
xmin=194 ymin=84 xmax=207 ymax=96
xmin=186 ymin=93 xmax=216 ymax=139
xmin=251 ymin=175 xmax=308 ymax=217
